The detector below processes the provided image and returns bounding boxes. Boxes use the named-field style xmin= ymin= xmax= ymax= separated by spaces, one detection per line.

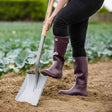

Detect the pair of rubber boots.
xmin=41 ymin=35 xmax=88 ymax=96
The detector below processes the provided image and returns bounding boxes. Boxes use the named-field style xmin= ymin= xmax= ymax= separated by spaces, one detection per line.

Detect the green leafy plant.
xmin=0 ymin=22 xmax=112 ymax=76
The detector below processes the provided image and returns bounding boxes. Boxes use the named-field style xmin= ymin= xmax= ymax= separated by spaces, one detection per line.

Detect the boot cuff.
xmin=54 ymin=35 xmax=69 ymax=44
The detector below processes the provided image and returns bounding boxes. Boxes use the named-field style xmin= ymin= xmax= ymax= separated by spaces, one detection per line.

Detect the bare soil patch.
xmin=0 ymin=61 xmax=112 ymax=112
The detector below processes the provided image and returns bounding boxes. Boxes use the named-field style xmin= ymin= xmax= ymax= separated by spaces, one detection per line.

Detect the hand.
xmin=43 ymin=15 xmax=55 ymax=31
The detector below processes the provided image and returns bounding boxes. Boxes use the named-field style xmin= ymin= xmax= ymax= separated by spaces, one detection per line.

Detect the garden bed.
xmin=0 ymin=62 xmax=112 ymax=112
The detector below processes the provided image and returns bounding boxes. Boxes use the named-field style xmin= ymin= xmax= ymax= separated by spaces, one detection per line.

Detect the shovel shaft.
xmin=35 ymin=35 xmax=45 ymax=84
xmin=35 ymin=0 xmax=55 ymax=85
xmin=42 ymin=0 xmax=55 ymax=36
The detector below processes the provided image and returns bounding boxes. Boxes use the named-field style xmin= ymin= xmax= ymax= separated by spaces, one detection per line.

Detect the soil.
xmin=0 ymin=61 xmax=112 ymax=112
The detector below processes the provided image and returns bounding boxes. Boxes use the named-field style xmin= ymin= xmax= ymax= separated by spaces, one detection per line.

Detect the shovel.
xmin=15 ymin=0 xmax=55 ymax=106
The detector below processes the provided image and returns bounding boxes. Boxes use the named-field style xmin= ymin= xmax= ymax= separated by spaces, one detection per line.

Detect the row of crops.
xmin=0 ymin=22 xmax=112 ymax=77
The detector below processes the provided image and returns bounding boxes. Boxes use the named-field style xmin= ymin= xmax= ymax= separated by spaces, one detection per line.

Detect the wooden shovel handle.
xmin=41 ymin=0 xmax=55 ymax=36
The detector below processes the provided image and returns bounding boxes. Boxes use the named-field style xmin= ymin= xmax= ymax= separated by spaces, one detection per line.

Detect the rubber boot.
xmin=59 ymin=56 xmax=88 ymax=96
xmin=41 ymin=35 xmax=69 ymax=79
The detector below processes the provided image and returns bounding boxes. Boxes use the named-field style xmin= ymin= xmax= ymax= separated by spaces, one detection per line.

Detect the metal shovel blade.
xmin=15 ymin=73 xmax=48 ymax=106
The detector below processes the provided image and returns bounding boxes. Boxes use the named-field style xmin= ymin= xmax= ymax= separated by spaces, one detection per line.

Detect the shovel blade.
xmin=15 ymin=73 xmax=48 ymax=106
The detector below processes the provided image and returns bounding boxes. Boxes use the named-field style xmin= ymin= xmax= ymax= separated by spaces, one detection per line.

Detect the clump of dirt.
xmin=0 ymin=61 xmax=112 ymax=112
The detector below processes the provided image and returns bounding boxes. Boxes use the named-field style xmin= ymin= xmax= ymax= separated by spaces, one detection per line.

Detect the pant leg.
xmin=52 ymin=0 xmax=104 ymax=36
xmin=55 ymin=0 xmax=104 ymax=25
xmin=68 ymin=18 xmax=89 ymax=57
xmin=53 ymin=17 xmax=69 ymax=36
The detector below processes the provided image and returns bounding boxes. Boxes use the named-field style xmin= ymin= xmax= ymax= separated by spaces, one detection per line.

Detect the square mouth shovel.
xmin=15 ymin=0 xmax=55 ymax=106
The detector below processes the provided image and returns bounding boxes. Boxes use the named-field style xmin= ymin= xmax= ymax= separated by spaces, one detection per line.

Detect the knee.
xmin=53 ymin=17 xmax=69 ymax=36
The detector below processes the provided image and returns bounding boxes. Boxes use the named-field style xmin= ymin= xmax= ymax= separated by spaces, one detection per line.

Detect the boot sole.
xmin=59 ymin=91 xmax=87 ymax=96
xmin=41 ymin=70 xmax=62 ymax=79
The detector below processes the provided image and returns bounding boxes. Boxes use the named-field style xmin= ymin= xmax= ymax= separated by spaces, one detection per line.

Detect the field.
xmin=0 ymin=22 xmax=112 ymax=112
xmin=0 ymin=22 xmax=112 ymax=76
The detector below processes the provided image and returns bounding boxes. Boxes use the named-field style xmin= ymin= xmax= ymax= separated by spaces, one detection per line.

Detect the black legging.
xmin=52 ymin=0 xmax=104 ymax=57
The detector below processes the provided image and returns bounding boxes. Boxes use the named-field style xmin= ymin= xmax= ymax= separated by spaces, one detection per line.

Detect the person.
xmin=41 ymin=0 xmax=104 ymax=96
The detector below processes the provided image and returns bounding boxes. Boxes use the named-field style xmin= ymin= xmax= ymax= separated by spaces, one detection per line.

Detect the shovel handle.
xmin=41 ymin=0 xmax=55 ymax=36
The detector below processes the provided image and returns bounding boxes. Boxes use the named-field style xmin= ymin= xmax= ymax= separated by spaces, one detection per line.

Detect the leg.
xmin=57 ymin=0 xmax=103 ymax=96
xmin=69 ymin=18 xmax=89 ymax=57
xmin=59 ymin=19 xmax=89 ymax=96
xmin=41 ymin=14 xmax=70 ymax=79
